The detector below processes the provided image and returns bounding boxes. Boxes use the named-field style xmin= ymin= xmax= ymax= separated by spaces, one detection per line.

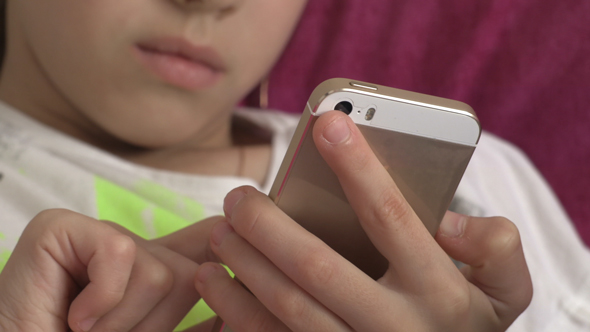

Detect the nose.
xmin=172 ymin=0 xmax=242 ymax=12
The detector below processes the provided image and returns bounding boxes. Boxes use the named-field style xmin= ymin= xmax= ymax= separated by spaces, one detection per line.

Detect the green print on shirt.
xmin=0 ymin=233 xmax=10 ymax=272
xmin=0 ymin=249 xmax=11 ymax=272
xmin=94 ymin=177 xmax=206 ymax=238
xmin=94 ymin=177 xmax=215 ymax=330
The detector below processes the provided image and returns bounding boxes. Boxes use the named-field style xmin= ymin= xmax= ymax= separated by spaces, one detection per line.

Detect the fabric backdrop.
xmin=245 ymin=0 xmax=590 ymax=246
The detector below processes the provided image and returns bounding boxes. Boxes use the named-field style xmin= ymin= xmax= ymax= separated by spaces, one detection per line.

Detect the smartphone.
xmin=268 ymin=78 xmax=480 ymax=279
xmin=213 ymin=78 xmax=481 ymax=331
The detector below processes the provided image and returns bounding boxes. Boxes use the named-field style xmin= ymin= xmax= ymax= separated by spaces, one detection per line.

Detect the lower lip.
xmin=133 ymin=46 xmax=221 ymax=90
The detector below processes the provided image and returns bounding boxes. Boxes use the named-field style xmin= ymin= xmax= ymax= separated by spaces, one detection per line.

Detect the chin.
xmin=89 ymin=82 xmax=235 ymax=150
xmin=92 ymin=111 xmax=198 ymax=150
xmin=117 ymin=123 xmax=200 ymax=149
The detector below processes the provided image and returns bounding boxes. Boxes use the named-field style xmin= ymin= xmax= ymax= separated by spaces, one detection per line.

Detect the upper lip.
xmin=137 ymin=37 xmax=225 ymax=71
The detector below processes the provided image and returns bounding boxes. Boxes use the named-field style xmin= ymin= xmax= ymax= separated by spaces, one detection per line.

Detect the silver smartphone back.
xmin=268 ymin=78 xmax=481 ymax=280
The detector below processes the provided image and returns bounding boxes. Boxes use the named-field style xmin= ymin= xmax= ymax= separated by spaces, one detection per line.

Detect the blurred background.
xmin=246 ymin=0 xmax=590 ymax=246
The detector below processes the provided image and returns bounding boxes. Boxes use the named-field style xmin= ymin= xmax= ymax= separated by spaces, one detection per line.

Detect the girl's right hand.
xmin=0 ymin=209 xmax=219 ymax=332
xmin=195 ymin=111 xmax=533 ymax=332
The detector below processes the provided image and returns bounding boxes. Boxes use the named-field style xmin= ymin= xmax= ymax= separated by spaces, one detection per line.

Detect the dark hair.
xmin=0 ymin=0 xmax=5 ymax=68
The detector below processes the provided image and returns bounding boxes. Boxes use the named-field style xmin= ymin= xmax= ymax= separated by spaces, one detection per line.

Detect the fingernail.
xmin=323 ymin=117 xmax=351 ymax=144
xmin=196 ymin=264 xmax=219 ymax=284
xmin=78 ymin=318 xmax=97 ymax=332
xmin=224 ymin=188 xmax=246 ymax=217
xmin=211 ymin=221 xmax=234 ymax=246
xmin=439 ymin=212 xmax=467 ymax=238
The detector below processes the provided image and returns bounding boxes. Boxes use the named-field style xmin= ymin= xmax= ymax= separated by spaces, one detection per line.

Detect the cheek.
xmin=22 ymin=0 xmax=151 ymax=97
xmin=17 ymin=0 xmax=135 ymax=115
xmin=20 ymin=0 xmax=128 ymax=80
xmin=16 ymin=0 xmax=208 ymax=146
xmin=216 ymin=0 xmax=308 ymax=93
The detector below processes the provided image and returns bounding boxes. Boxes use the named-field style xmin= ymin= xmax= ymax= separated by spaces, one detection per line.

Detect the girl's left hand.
xmin=194 ymin=111 xmax=533 ymax=332
xmin=0 ymin=208 xmax=220 ymax=332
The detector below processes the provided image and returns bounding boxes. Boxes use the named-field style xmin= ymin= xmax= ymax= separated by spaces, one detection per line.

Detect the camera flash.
xmin=365 ymin=108 xmax=376 ymax=121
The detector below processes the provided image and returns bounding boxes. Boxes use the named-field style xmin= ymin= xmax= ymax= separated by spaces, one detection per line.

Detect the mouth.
xmin=134 ymin=37 xmax=225 ymax=90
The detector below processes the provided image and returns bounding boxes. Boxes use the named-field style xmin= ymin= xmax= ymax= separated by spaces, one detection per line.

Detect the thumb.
xmin=435 ymin=211 xmax=533 ymax=324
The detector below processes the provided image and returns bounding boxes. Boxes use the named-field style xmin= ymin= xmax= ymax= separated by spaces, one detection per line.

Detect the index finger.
xmin=151 ymin=216 xmax=222 ymax=264
xmin=312 ymin=111 xmax=453 ymax=277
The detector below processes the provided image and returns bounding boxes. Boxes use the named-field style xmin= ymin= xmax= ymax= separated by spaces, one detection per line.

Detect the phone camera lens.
xmin=334 ymin=101 xmax=353 ymax=115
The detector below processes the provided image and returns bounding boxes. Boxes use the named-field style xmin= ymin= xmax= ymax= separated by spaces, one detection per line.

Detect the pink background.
xmin=246 ymin=0 xmax=590 ymax=246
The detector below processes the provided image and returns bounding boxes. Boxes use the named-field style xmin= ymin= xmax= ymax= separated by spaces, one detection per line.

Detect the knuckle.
xmin=140 ymin=261 xmax=174 ymax=294
xmin=105 ymin=234 xmax=137 ymax=261
xmin=297 ymin=246 xmax=338 ymax=286
xmin=371 ymin=187 xmax=413 ymax=230
xmin=485 ymin=217 xmax=522 ymax=260
xmin=272 ymin=287 xmax=308 ymax=324
xmin=433 ymin=282 xmax=472 ymax=321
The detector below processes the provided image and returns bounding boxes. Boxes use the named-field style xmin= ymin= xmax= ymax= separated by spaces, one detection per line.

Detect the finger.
xmin=25 ymin=210 xmax=138 ymax=332
xmin=311 ymin=111 xmax=452 ymax=278
xmin=0 ymin=210 xmax=136 ymax=332
xmin=100 ymin=220 xmax=203 ymax=331
xmin=206 ymin=219 xmax=352 ymax=332
xmin=152 ymin=216 xmax=222 ymax=264
xmin=87 ymin=246 xmax=174 ymax=332
xmin=127 ymin=244 xmax=202 ymax=332
xmin=435 ymin=211 xmax=533 ymax=326
xmin=195 ymin=262 xmax=291 ymax=332
xmin=224 ymin=187 xmax=394 ymax=331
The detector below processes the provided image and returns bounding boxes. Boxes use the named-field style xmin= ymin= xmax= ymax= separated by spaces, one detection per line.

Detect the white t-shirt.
xmin=0 ymin=102 xmax=589 ymax=331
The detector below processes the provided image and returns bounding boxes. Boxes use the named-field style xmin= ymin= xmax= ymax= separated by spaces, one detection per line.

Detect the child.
xmin=0 ymin=0 xmax=586 ymax=331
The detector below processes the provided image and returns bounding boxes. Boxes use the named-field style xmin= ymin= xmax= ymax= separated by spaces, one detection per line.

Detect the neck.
xmin=123 ymin=115 xmax=272 ymax=184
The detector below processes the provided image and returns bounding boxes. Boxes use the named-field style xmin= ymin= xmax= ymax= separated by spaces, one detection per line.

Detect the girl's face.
xmin=1 ymin=0 xmax=307 ymax=150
